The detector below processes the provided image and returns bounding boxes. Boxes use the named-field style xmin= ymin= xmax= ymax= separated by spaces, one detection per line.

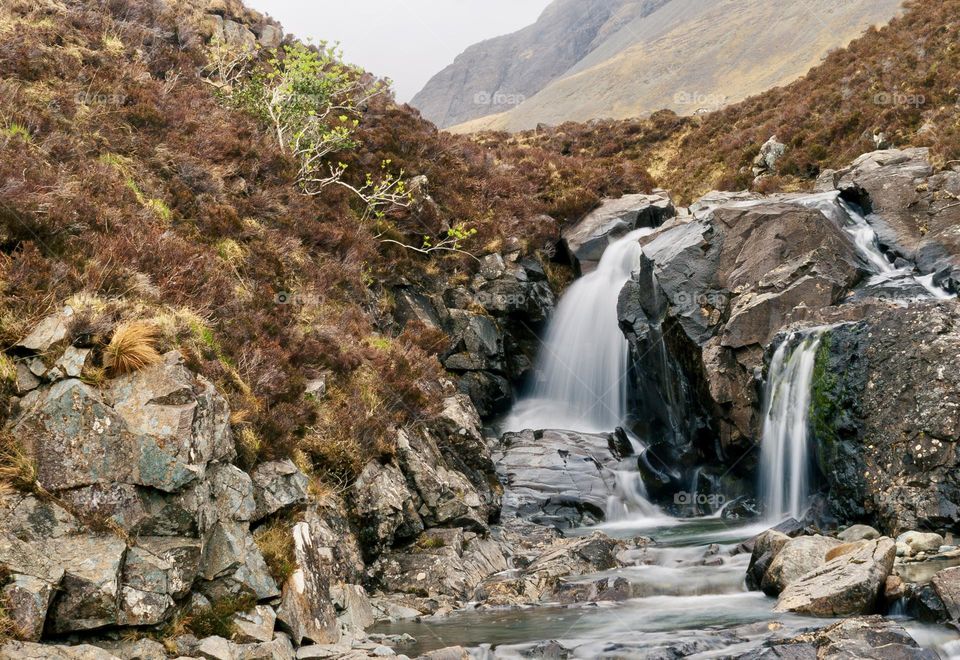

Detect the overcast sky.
xmin=245 ymin=1 xmax=553 ymax=102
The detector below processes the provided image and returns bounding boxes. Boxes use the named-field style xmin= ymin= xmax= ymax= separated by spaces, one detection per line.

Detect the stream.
xmin=375 ymin=193 xmax=960 ymax=658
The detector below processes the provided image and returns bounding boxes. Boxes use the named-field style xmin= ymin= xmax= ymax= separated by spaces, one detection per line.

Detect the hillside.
xmin=417 ymin=0 xmax=903 ymax=133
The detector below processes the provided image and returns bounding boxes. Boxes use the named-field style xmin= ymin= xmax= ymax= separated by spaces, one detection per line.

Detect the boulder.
xmin=745 ymin=530 xmax=789 ymax=591
xmin=752 ymin=135 xmax=787 ymax=176
xmin=276 ymin=521 xmax=340 ymax=646
xmin=351 ymin=460 xmax=423 ymax=560
xmin=562 ymin=192 xmax=674 ymax=273
xmin=761 ymin=535 xmax=842 ymax=596
xmin=768 ymin=616 xmax=937 ymax=660
xmin=119 ymin=537 xmax=201 ymax=626
xmin=896 ymin=531 xmax=944 ymax=557
xmin=231 ymin=604 xmax=276 ymax=643
xmin=16 ymin=306 xmax=74 ymax=353
xmin=2 ymin=573 xmax=60 ymax=641
xmin=0 ymin=641 xmax=122 ymax=659
xmin=250 ymin=460 xmax=309 ymax=521
xmin=838 ymin=524 xmax=880 ymax=542
xmin=494 ymin=428 xmax=634 ymax=528
xmin=46 ymin=535 xmax=128 ymax=633
xmin=775 ymin=537 xmax=896 ymax=616
xmin=931 ymin=565 xmax=960 ymax=621
xmin=13 ymin=351 xmax=233 ymax=496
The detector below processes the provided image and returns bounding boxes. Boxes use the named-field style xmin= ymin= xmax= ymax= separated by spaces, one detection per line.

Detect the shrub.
xmin=103 ymin=321 xmax=161 ymax=375
xmin=254 ymin=520 xmax=297 ymax=585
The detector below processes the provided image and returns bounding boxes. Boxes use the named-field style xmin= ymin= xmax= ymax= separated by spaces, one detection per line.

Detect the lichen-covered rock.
xmin=46 ymin=535 xmax=128 ymax=633
xmin=119 ymin=537 xmax=201 ymax=626
xmin=231 ymin=604 xmax=276 ymax=643
xmin=0 ymin=641 xmax=122 ymax=659
xmin=2 ymin=574 xmax=60 ymax=642
xmin=811 ymin=303 xmax=960 ymax=534
xmin=250 ymin=459 xmax=309 ymax=521
xmin=775 ymin=537 xmax=895 ymax=616
xmin=351 ymin=460 xmax=423 ymax=560
xmin=13 ymin=351 xmax=233 ymax=497
xmin=763 ymin=615 xmax=937 ymax=659
xmin=276 ymin=521 xmax=340 ymax=646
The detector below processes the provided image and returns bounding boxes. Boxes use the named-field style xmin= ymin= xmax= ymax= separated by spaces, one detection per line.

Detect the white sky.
xmin=245 ymin=1 xmax=553 ymax=102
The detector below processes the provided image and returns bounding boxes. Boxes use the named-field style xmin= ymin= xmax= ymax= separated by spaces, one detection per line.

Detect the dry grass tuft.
xmin=0 ymin=432 xmax=36 ymax=494
xmin=254 ymin=520 xmax=297 ymax=585
xmin=104 ymin=321 xmax=161 ymax=375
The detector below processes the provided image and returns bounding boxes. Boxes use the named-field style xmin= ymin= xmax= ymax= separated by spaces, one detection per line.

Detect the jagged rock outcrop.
xmin=561 ymin=192 xmax=675 ymax=274
xmin=811 ymin=303 xmax=960 ymax=535
xmin=820 ymin=148 xmax=960 ymax=291
xmin=754 ymin=616 xmax=938 ymax=659
xmin=394 ymin=249 xmax=557 ymax=417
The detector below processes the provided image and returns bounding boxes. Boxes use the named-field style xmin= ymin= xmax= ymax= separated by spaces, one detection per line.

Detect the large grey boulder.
xmin=761 ymin=535 xmax=842 ymax=596
xmin=13 ymin=351 xmax=233 ymax=496
xmin=745 ymin=530 xmax=789 ymax=591
xmin=494 ymin=428 xmax=634 ymax=528
xmin=758 ymin=616 xmax=936 ymax=660
xmin=931 ymin=566 xmax=960 ymax=621
xmin=276 ymin=521 xmax=340 ymax=646
xmin=46 ymin=535 xmax=128 ymax=633
xmin=119 ymin=537 xmax=201 ymax=626
xmin=775 ymin=537 xmax=896 ymax=616
xmin=562 ymin=192 xmax=674 ymax=273
xmin=251 ymin=460 xmax=309 ymax=521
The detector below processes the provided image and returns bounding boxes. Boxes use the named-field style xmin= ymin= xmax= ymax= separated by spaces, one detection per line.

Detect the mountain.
xmin=413 ymin=0 xmax=904 ymax=132
xmin=410 ymin=0 xmax=672 ymax=128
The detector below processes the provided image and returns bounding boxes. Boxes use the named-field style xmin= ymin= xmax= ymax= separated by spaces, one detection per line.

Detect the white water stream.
xmin=503 ymin=228 xmax=654 ymax=433
xmin=758 ymin=329 xmax=826 ymax=521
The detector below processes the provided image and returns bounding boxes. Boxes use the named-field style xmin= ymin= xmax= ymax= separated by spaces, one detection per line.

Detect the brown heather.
xmin=0 ymin=0 xmax=956 ymax=488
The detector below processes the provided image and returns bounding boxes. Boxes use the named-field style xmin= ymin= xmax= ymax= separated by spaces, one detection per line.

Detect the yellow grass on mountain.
xmin=0 ymin=431 xmax=36 ymax=494
xmin=104 ymin=321 xmax=161 ymax=375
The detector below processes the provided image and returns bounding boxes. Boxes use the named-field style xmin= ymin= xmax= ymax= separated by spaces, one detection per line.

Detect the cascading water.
xmin=794 ymin=191 xmax=953 ymax=299
xmin=758 ymin=329 xmax=827 ymax=521
xmin=503 ymin=228 xmax=654 ymax=433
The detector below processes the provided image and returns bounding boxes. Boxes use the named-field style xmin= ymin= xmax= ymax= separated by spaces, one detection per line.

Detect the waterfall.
xmin=759 ymin=329 xmax=826 ymax=521
xmin=504 ymin=228 xmax=653 ymax=433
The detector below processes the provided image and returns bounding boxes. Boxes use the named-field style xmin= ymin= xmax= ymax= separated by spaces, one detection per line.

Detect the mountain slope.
xmin=410 ymin=0 xmax=670 ymax=128
xmin=436 ymin=0 xmax=903 ymax=133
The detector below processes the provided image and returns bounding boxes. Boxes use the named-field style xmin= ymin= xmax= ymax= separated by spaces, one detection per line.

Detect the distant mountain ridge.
xmin=410 ymin=0 xmax=671 ymax=128
xmin=412 ymin=0 xmax=904 ymax=132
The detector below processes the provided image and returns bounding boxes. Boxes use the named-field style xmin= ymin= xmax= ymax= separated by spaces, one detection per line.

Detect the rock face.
xmin=811 ymin=303 xmax=960 ymax=534
xmin=616 ymin=190 xmax=863 ymax=499
xmin=561 ymin=192 xmax=675 ymax=274
xmin=394 ymin=250 xmax=556 ymax=417
xmin=410 ymin=0 xmax=664 ymax=128
xmin=494 ymin=428 xmax=635 ymax=528
xmin=775 ymin=537 xmax=896 ymax=616
xmin=823 ymin=147 xmax=960 ymax=291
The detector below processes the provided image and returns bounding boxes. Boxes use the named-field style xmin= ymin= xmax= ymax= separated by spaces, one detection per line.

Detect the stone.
xmin=351 ymin=460 xmax=423 ymax=559
xmin=752 ymin=135 xmax=787 ymax=176
xmin=931 ymin=566 xmax=960 ymax=621
xmin=93 ymin=638 xmax=168 ymax=660
xmin=897 ymin=531 xmax=945 ymax=557
xmin=16 ymin=306 xmax=74 ymax=352
xmin=775 ymin=537 xmax=896 ymax=616
xmin=0 ymin=641 xmax=122 ymax=659
xmin=255 ymin=24 xmax=282 ymax=49
xmin=222 ymin=19 xmax=257 ymax=51
xmin=790 ymin=616 xmax=937 ymax=659
xmin=561 ymin=192 xmax=674 ymax=273
xmin=199 ymin=521 xmax=279 ymax=600
xmin=47 ymin=535 xmax=128 ymax=633
xmin=196 ymin=636 xmax=235 ymax=660
xmin=2 ymin=573 xmax=59 ymax=641
xmin=762 ymin=535 xmax=843 ymax=596
xmin=330 ymin=583 xmax=374 ymax=633
xmin=745 ymin=530 xmax=789 ymax=591
xmin=276 ymin=521 xmax=340 ymax=645
xmin=495 ymin=428 xmax=634 ymax=528
xmin=838 ymin=524 xmax=880 ymax=542
xmin=251 ymin=460 xmax=309 ymax=521
xmin=119 ymin=537 xmax=201 ymax=625
xmin=232 ymin=605 xmax=277 ymax=644
xmin=55 ymin=346 xmax=90 ymax=378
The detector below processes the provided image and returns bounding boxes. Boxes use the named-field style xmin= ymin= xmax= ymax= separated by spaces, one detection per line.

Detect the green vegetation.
xmin=183 ymin=593 xmax=257 ymax=639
